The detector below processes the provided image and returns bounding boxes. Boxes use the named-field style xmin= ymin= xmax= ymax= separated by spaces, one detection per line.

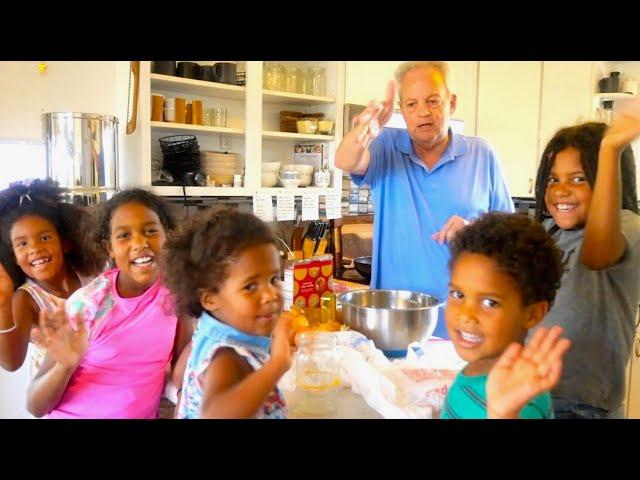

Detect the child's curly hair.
xmin=535 ymin=122 xmax=638 ymax=221
xmin=93 ymin=188 xmax=176 ymax=265
xmin=163 ymin=208 xmax=277 ymax=318
xmin=449 ymin=212 xmax=564 ymax=307
xmin=0 ymin=178 xmax=101 ymax=287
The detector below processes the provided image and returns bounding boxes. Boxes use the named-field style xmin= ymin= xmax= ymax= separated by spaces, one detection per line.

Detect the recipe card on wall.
xmin=324 ymin=192 xmax=342 ymax=220
xmin=301 ymin=192 xmax=319 ymax=221
xmin=253 ymin=193 xmax=274 ymax=222
xmin=276 ymin=193 xmax=296 ymax=221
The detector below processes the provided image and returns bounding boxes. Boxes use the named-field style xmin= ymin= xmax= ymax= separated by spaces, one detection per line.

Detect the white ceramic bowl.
xmin=288 ymin=164 xmax=315 ymax=175
xmin=280 ymin=178 xmax=301 ymax=188
xmin=262 ymin=172 xmax=278 ymax=187
xmin=279 ymin=169 xmax=301 ymax=180
xmin=262 ymin=161 xmax=281 ymax=173
xmin=299 ymin=174 xmax=313 ymax=187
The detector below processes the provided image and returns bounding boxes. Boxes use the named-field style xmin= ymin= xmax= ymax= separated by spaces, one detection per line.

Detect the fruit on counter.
xmin=287 ymin=305 xmax=347 ymax=335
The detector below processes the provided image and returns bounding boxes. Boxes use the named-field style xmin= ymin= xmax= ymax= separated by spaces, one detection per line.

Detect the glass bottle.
xmin=295 ymin=331 xmax=340 ymax=415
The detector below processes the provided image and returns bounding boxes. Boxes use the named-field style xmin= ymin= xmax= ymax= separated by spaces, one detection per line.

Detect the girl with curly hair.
xmin=0 ymin=178 xmax=101 ymax=373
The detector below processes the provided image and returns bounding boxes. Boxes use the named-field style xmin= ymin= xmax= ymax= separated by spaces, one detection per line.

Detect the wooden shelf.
xmin=150 ymin=186 xmax=250 ymax=197
xmin=262 ymin=131 xmax=334 ymax=142
xmin=151 ymin=73 xmax=246 ymax=100
xmin=151 ymin=121 xmax=244 ymax=136
xmin=262 ymin=89 xmax=335 ymax=105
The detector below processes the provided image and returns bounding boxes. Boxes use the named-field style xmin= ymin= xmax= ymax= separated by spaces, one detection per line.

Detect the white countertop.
xmin=284 ymin=386 xmax=383 ymax=419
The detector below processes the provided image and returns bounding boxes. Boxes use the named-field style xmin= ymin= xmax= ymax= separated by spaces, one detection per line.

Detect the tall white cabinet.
xmin=476 ymin=62 xmax=543 ymax=197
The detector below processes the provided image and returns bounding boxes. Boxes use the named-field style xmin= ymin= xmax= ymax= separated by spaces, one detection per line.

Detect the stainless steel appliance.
xmin=43 ymin=112 xmax=119 ymax=205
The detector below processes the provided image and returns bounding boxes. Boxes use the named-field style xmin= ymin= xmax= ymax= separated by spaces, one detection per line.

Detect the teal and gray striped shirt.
xmin=440 ymin=371 xmax=554 ymax=419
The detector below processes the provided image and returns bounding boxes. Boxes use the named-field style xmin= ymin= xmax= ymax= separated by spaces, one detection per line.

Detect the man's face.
xmin=399 ymin=67 xmax=456 ymax=149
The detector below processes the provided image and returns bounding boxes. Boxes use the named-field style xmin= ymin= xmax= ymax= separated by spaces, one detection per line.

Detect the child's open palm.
xmin=38 ymin=304 xmax=88 ymax=369
xmin=603 ymin=96 xmax=640 ymax=150
xmin=486 ymin=326 xmax=570 ymax=419
xmin=0 ymin=262 xmax=15 ymax=305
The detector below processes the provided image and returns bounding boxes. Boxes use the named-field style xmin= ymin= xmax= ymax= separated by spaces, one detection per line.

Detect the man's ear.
xmin=449 ymin=93 xmax=457 ymax=115
xmin=523 ymin=300 xmax=549 ymax=330
xmin=199 ymin=288 xmax=219 ymax=313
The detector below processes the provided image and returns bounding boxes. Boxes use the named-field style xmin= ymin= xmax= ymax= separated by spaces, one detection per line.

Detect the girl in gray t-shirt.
xmin=532 ymin=103 xmax=640 ymax=419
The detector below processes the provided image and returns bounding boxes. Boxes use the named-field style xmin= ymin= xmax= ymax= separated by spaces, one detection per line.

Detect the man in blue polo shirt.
xmin=335 ymin=61 xmax=514 ymax=339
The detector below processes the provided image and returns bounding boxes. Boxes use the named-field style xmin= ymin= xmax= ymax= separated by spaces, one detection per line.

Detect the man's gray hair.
xmin=394 ymin=61 xmax=453 ymax=100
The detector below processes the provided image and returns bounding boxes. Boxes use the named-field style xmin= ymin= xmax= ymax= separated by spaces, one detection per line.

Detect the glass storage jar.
xmin=295 ymin=331 xmax=340 ymax=415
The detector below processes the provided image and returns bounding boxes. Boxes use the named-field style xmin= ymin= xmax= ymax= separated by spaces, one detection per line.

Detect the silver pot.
xmin=336 ymin=289 xmax=442 ymax=357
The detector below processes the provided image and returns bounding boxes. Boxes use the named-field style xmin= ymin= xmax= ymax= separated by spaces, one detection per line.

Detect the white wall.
xmin=0 ymin=61 xmax=129 ymax=418
xmin=0 ymin=61 xmax=131 ymax=187
xmin=0 ymin=345 xmax=35 ymax=419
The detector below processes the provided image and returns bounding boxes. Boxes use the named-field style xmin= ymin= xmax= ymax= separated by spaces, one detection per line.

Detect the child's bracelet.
xmin=0 ymin=324 xmax=17 ymax=334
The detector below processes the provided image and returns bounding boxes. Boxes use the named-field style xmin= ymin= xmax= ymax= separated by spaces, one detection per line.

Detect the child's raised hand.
xmin=486 ymin=326 xmax=570 ymax=419
xmin=38 ymin=304 xmax=89 ymax=370
xmin=602 ymin=96 xmax=640 ymax=151
xmin=270 ymin=311 xmax=296 ymax=374
xmin=0 ymin=262 xmax=15 ymax=306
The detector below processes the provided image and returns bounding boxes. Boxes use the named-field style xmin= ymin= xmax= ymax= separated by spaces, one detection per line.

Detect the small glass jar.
xmin=310 ymin=66 xmax=325 ymax=97
xmin=264 ymin=62 xmax=285 ymax=91
xmin=213 ymin=107 xmax=227 ymax=127
xmin=203 ymin=106 xmax=214 ymax=126
xmin=295 ymin=331 xmax=340 ymax=415
xmin=284 ymin=66 xmax=300 ymax=93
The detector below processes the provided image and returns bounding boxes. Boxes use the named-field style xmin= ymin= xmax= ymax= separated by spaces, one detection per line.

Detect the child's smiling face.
xmin=445 ymin=252 xmax=546 ymax=375
xmin=107 ymin=202 xmax=167 ymax=297
xmin=10 ymin=215 xmax=67 ymax=283
xmin=544 ymin=147 xmax=593 ymax=230
xmin=200 ymin=243 xmax=284 ymax=337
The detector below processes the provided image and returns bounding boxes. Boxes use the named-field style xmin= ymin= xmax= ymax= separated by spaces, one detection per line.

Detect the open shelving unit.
xmin=123 ymin=62 xmax=345 ymax=200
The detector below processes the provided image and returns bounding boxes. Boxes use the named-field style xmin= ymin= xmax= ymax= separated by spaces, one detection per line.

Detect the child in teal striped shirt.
xmin=441 ymin=212 xmax=571 ymax=419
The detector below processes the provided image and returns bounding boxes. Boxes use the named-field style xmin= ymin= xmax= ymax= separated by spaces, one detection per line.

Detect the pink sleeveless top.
xmin=46 ymin=268 xmax=178 ymax=419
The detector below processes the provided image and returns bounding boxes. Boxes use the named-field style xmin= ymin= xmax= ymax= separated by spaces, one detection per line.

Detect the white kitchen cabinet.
xmin=477 ymin=61 xmax=542 ymax=198
xmin=345 ymin=61 xmax=403 ymax=107
xmin=538 ymin=62 xmax=594 ymax=161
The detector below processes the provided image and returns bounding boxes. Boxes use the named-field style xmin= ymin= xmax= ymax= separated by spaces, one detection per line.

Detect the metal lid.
xmin=43 ymin=112 xmax=119 ymax=123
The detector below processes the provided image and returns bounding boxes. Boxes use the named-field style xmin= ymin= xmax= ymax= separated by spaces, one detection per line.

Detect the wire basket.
xmin=159 ymin=135 xmax=199 ymax=156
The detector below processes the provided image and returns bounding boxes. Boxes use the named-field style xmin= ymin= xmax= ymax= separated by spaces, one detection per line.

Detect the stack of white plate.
xmin=200 ymin=151 xmax=239 ymax=186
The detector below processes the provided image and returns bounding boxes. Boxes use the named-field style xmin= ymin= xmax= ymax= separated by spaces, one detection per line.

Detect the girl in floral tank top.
xmin=164 ymin=209 xmax=296 ymax=419
xmin=0 ymin=179 xmax=100 ymax=374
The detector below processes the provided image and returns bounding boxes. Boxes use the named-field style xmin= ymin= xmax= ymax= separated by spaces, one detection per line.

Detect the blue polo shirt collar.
xmin=394 ymin=128 xmax=467 ymax=171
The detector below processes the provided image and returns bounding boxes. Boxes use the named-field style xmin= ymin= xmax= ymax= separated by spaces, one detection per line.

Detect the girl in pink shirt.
xmin=26 ymin=189 xmax=192 ymax=419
